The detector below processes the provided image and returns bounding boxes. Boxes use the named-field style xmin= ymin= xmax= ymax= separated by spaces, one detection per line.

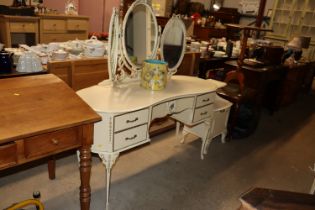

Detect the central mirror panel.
xmin=122 ymin=1 xmax=159 ymax=70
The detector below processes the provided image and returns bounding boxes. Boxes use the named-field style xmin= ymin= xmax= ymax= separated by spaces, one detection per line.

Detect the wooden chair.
xmin=216 ymin=70 xmax=257 ymax=138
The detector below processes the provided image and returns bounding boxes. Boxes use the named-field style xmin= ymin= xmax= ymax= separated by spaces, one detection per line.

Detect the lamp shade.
xmin=287 ymin=37 xmax=302 ymax=50
xmin=299 ymin=36 xmax=311 ymax=49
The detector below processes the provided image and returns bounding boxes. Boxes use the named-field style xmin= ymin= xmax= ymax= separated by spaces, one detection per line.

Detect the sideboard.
xmin=0 ymin=15 xmax=39 ymax=47
xmin=0 ymin=14 xmax=89 ymax=47
xmin=38 ymin=14 xmax=89 ymax=43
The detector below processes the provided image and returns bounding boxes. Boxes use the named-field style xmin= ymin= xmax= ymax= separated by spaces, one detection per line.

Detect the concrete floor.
xmin=1 ymin=89 xmax=315 ymax=210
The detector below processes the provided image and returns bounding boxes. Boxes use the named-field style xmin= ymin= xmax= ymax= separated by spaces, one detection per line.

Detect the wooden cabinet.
xmin=38 ymin=14 xmax=89 ymax=43
xmin=47 ymin=57 xmax=109 ymax=91
xmin=0 ymin=15 xmax=39 ymax=47
xmin=265 ymin=0 xmax=315 ymax=60
xmin=194 ymin=25 xmax=227 ymax=40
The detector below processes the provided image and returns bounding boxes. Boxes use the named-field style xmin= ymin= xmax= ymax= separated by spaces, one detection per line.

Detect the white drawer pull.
xmin=125 ymin=134 xmax=137 ymax=141
xmin=200 ymin=111 xmax=208 ymax=116
xmin=126 ymin=117 xmax=138 ymax=123
xmin=202 ymin=98 xmax=210 ymax=102
xmin=51 ymin=138 xmax=59 ymax=145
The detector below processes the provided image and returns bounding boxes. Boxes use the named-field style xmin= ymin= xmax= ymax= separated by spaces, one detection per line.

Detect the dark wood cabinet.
xmin=194 ymin=25 xmax=227 ymax=40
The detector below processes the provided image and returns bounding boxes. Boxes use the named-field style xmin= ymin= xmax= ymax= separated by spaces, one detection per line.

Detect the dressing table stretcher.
xmin=0 ymin=74 xmax=101 ymax=210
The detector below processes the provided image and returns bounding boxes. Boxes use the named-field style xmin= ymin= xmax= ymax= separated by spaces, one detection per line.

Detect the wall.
xmin=79 ymin=0 xmax=104 ymax=33
xmin=103 ymin=0 xmax=120 ymax=32
xmin=44 ymin=0 xmax=79 ymax=13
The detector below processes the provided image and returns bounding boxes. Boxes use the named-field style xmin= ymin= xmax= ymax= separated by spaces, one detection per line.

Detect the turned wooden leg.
xmin=80 ymin=124 xmax=93 ymax=210
xmin=48 ymin=156 xmax=56 ymax=180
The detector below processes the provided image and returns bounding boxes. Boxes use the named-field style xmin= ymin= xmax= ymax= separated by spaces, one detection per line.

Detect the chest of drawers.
xmin=38 ymin=14 xmax=89 ymax=43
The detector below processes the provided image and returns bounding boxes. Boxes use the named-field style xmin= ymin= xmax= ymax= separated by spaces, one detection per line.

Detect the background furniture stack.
xmin=265 ymin=0 xmax=315 ymax=60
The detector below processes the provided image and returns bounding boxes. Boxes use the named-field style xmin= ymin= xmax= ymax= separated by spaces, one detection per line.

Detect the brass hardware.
xmin=125 ymin=134 xmax=137 ymax=141
xmin=200 ymin=111 xmax=208 ymax=116
xmin=51 ymin=138 xmax=59 ymax=145
xmin=126 ymin=117 xmax=138 ymax=123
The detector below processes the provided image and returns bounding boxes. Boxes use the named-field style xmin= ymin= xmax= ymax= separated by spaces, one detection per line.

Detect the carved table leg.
xmin=99 ymin=152 xmax=119 ymax=210
xmin=79 ymin=124 xmax=93 ymax=210
xmin=79 ymin=145 xmax=92 ymax=210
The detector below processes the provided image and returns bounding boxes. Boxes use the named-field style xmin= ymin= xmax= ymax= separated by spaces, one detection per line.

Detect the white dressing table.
xmin=76 ymin=1 xmax=226 ymax=209
xmin=77 ymin=76 xmax=220 ymax=208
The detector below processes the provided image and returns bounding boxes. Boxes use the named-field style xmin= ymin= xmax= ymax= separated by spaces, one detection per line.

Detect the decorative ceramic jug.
xmin=141 ymin=59 xmax=168 ymax=91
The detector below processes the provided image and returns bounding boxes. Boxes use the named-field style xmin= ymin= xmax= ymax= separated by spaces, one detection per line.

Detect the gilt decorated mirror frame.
xmin=120 ymin=0 xmax=159 ymax=80
xmin=107 ymin=7 xmax=120 ymax=82
xmin=160 ymin=15 xmax=187 ymax=76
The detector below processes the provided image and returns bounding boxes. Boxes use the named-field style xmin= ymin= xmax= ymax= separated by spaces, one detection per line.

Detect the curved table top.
xmin=77 ymin=75 xmax=218 ymax=113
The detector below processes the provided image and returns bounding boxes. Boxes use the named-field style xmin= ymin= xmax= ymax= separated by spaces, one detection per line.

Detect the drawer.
xmin=114 ymin=109 xmax=149 ymax=132
xmin=10 ymin=22 xmax=36 ymax=32
xmin=40 ymin=33 xmax=87 ymax=43
xmin=193 ymin=104 xmax=213 ymax=123
xmin=195 ymin=93 xmax=215 ymax=108
xmin=151 ymin=102 xmax=169 ymax=120
xmin=67 ymin=19 xmax=88 ymax=31
xmin=0 ymin=142 xmax=17 ymax=169
xmin=114 ymin=124 xmax=148 ymax=151
xmin=24 ymin=127 xmax=80 ymax=159
xmin=42 ymin=19 xmax=66 ymax=32
xmin=174 ymin=97 xmax=194 ymax=112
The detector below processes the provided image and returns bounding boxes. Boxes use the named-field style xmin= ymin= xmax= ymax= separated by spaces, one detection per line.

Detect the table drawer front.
xmin=41 ymin=33 xmax=86 ymax=43
xmin=196 ymin=93 xmax=215 ymax=108
xmin=174 ymin=97 xmax=195 ymax=112
xmin=10 ymin=22 xmax=36 ymax=32
xmin=114 ymin=124 xmax=147 ymax=151
xmin=193 ymin=104 xmax=213 ymax=123
xmin=114 ymin=109 xmax=149 ymax=132
xmin=42 ymin=19 xmax=66 ymax=32
xmin=0 ymin=142 xmax=17 ymax=169
xmin=67 ymin=19 xmax=88 ymax=31
xmin=24 ymin=127 xmax=80 ymax=158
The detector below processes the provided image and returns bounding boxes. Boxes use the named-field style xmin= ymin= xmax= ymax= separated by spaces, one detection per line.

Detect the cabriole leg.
xmin=99 ymin=152 xmax=119 ymax=210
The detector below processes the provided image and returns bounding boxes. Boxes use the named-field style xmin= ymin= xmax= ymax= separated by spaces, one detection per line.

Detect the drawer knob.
xmin=126 ymin=117 xmax=138 ymax=123
xmin=51 ymin=138 xmax=59 ymax=145
xmin=125 ymin=134 xmax=137 ymax=141
xmin=200 ymin=111 xmax=208 ymax=116
xmin=53 ymin=24 xmax=56 ymax=26
xmin=202 ymin=98 xmax=210 ymax=102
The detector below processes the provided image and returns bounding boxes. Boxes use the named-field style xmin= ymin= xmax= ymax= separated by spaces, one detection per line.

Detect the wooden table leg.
xmin=79 ymin=124 xmax=93 ymax=210
xmin=48 ymin=156 xmax=56 ymax=180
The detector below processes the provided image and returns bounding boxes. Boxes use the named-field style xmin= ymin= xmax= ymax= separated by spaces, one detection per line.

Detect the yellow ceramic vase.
xmin=141 ymin=59 xmax=168 ymax=91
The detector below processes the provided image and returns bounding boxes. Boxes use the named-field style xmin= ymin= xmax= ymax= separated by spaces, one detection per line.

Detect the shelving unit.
xmin=265 ymin=0 xmax=315 ymax=60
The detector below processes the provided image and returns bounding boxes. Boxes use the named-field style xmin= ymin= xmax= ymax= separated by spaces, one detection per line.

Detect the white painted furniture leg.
xmin=176 ymin=121 xmax=181 ymax=141
xmin=310 ymin=163 xmax=315 ymax=194
xmin=180 ymin=128 xmax=189 ymax=144
xmin=99 ymin=152 xmax=119 ymax=210
xmin=221 ymin=129 xmax=227 ymax=143
xmin=200 ymin=136 xmax=207 ymax=160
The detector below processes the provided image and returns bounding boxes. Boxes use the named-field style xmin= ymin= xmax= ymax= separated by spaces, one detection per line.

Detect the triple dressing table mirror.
xmin=77 ymin=0 xmax=222 ymax=209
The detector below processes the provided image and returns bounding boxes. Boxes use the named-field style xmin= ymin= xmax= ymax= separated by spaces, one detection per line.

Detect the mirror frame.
xmin=121 ymin=0 xmax=159 ymax=75
xmin=160 ymin=15 xmax=187 ymax=76
xmin=108 ymin=8 xmax=120 ymax=81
